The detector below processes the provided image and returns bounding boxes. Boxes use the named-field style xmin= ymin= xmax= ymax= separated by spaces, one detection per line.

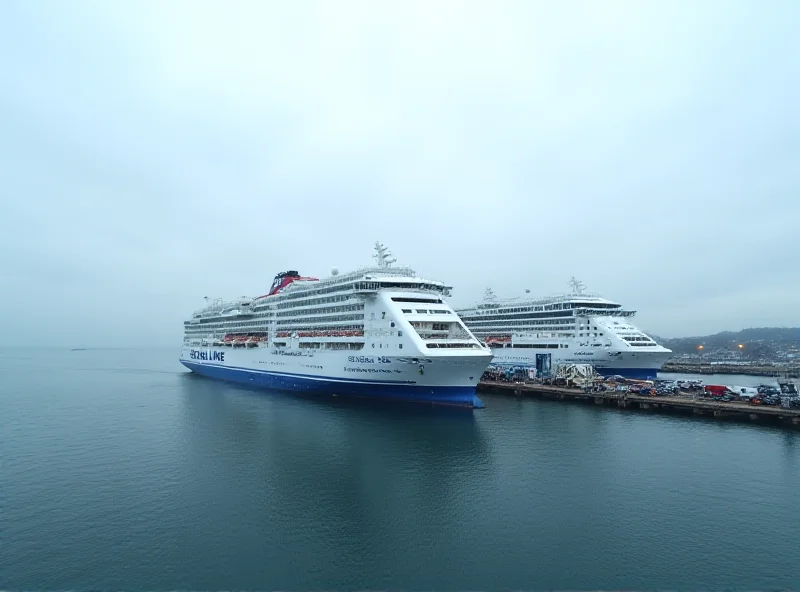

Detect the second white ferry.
xmin=455 ymin=279 xmax=673 ymax=380
xmin=180 ymin=244 xmax=493 ymax=408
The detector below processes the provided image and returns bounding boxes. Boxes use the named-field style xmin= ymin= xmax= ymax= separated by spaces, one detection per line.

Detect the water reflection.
xmin=177 ymin=373 xmax=493 ymax=580
xmin=5 ymin=349 xmax=800 ymax=591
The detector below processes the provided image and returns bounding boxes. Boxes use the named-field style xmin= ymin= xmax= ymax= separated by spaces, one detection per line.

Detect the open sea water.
xmin=2 ymin=347 xmax=799 ymax=590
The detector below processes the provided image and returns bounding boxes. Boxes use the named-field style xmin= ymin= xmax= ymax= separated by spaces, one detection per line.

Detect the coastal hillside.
xmin=652 ymin=327 xmax=799 ymax=359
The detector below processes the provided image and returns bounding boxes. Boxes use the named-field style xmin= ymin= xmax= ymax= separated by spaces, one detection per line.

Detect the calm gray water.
xmin=3 ymin=348 xmax=799 ymax=590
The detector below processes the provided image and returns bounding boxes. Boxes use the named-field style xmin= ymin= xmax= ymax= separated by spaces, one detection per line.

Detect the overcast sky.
xmin=1 ymin=0 xmax=798 ymax=347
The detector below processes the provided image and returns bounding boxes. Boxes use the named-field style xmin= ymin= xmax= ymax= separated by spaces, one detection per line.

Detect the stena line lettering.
xmin=348 ymin=355 xmax=374 ymax=364
xmin=347 ymin=355 xmax=393 ymax=364
xmin=189 ymin=349 xmax=225 ymax=362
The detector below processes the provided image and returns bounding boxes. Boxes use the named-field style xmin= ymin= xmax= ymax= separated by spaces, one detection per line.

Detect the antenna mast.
xmin=568 ymin=277 xmax=586 ymax=294
xmin=373 ymin=242 xmax=396 ymax=268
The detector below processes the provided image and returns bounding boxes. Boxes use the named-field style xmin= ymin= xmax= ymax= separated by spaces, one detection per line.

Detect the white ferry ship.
xmin=180 ymin=244 xmax=492 ymax=408
xmin=455 ymin=279 xmax=673 ymax=380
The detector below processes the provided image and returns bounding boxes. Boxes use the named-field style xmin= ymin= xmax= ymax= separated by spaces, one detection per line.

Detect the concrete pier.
xmin=477 ymin=380 xmax=800 ymax=428
xmin=661 ymin=362 xmax=800 ymax=378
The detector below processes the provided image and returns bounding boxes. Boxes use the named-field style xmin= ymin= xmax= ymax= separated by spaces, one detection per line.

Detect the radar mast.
xmin=568 ymin=277 xmax=586 ymax=294
xmin=373 ymin=242 xmax=396 ymax=268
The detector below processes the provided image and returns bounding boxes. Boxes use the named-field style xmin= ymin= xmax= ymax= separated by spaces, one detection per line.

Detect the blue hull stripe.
xmin=181 ymin=361 xmax=481 ymax=408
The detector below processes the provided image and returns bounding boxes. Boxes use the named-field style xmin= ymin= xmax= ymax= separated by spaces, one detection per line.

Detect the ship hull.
xmin=592 ymin=366 xmax=666 ymax=380
xmin=180 ymin=346 xmax=490 ymax=408
xmin=488 ymin=348 xmax=672 ymax=380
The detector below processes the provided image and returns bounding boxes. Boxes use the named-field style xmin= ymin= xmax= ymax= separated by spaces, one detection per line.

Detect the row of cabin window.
xmin=461 ymin=310 xmax=580 ymax=321
xmin=273 ymin=324 xmax=364 ymax=333
xmin=258 ymin=292 xmax=355 ymax=312
xmin=185 ymin=320 xmax=271 ymax=332
xmin=473 ymin=302 xmax=620 ymax=314
xmin=189 ymin=312 xmax=372 ymax=330
xmin=271 ymin=283 xmax=367 ymax=305
xmin=297 ymin=342 xmax=365 ymax=350
xmin=410 ymin=322 xmax=453 ymax=331
xmin=469 ymin=323 xmax=575 ymax=333
xmin=473 ymin=332 xmax=605 ymax=339
xmin=189 ymin=322 xmax=364 ymax=334
xmin=275 ymin=303 xmax=363 ymax=318
xmin=471 ymin=320 xmax=585 ymax=326
xmin=194 ymin=319 xmax=272 ymax=328
xmin=276 ymin=313 xmax=364 ymax=326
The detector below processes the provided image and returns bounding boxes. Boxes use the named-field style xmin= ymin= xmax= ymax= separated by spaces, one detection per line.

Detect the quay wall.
xmin=477 ymin=380 xmax=800 ymax=429
xmin=661 ymin=362 xmax=800 ymax=378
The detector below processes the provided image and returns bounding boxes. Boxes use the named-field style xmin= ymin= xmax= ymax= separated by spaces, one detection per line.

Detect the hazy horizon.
xmin=2 ymin=0 xmax=798 ymax=347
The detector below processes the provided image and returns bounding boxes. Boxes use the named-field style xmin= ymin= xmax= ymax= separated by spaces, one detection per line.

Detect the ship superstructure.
xmin=455 ymin=278 xmax=672 ymax=379
xmin=181 ymin=243 xmax=492 ymax=407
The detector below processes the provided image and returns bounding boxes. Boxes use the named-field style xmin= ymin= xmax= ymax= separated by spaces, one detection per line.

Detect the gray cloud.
xmin=1 ymin=0 xmax=798 ymax=347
